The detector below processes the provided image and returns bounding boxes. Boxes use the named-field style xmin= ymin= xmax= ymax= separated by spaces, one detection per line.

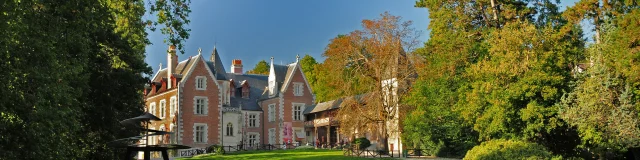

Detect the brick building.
xmin=142 ymin=46 xmax=315 ymax=149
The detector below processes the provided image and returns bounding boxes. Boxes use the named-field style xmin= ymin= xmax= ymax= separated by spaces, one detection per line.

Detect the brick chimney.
xmin=167 ymin=45 xmax=178 ymax=89
xmin=231 ymin=59 xmax=243 ymax=74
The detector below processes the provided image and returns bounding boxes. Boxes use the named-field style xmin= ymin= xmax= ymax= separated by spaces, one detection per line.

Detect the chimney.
xmin=167 ymin=45 xmax=178 ymax=89
xmin=231 ymin=59 xmax=243 ymax=74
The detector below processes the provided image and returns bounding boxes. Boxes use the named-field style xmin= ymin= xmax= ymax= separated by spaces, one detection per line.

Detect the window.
xmin=194 ymin=97 xmax=207 ymax=115
xmin=159 ymin=126 xmax=165 ymax=144
xmin=194 ymin=123 xmax=207 ymax=143
xmin=268 ymin=128 xmax=276 ymax=144
xmin=242 ymin=87 xmax=249 ymax=98
xmin=293 ymin=82 xmax=303 ymax=96
xmin=226 ymin=123 xmax=233 ymax=136
xmin=159 ymin=100 xmax=166 ymax=118
xmin=248 ymin=134 xmax=257 ymax=146
xmin=195 ymin=76 xmax=206 ymax=90
xmin=149 ymin=102 xmax=156 ymax=116
xmin=306 ymin=131 xmax=310 ymax=136
xmin=249 ymin=114 xmax=256 ymax=127
xmin=293 ymin=103 xmax=304 ymax=121
xmin=149 ymin=127 xmax=156 ymax=145
xmin=268 ymin=104 xmax=275 ymax=122
xmin=170 ymin=96 xmax=176 ymax=117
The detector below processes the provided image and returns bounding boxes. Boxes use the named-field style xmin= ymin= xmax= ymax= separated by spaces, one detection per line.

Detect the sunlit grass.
xmin=179 ymin=149 xmax=397 ymax=160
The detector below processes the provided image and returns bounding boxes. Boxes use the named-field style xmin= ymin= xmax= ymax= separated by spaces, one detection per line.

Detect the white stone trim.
xmin=193 ymin=96 xmax=208 ymax=115
xmin=278 ymin=94 xmax=284 ymax=144
xmin=149 ymin=102 xmax=157 ymax=116
xmin=291 ymin=103 xmax=305 ymax=121
xmin=268 ymin=103 xmax=276 ymax=122
xmin=293 ymin=82 xmax=304 ymax=96
xmin=246 ymin=112 xmax=261 ymax=128
xmin=193 ymin=123 xmax=208 ymax=144
xmin=195 ymin=76 xmax=207 ymax=90
xmin=268 ymin=128 xmax=276 ymax=144
xmin=170 ymin=96 xmax=177 ymax=117
xmin=247 ymin=132 xmax=260 ymax=146
xmin=159 ymin=99 xmax=167 ymax=119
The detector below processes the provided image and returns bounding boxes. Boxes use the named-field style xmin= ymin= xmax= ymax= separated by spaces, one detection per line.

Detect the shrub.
xmin=296 ymin=145 xmax=315 ymax=150
xmin=206 ymin=145 xmax=225 ymax=155
xmin=353 ymin=137 xmax=371 ymax=150
xmin=464 ymin=139 xmax=552 ymax=160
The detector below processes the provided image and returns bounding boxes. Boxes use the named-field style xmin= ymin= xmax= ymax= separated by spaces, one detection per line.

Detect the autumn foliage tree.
xmin=320 ymin=12 xmax=420 ymax=152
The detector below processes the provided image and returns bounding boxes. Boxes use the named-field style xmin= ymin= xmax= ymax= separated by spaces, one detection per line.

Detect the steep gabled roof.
xmin=208 ymin=46 xmax=227 ymax=80
xmin=151 ymin=56 xmax=197 ymax=82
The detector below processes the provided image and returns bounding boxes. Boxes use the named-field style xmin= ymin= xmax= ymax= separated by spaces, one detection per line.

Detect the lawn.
xmin=179 ymin=149 xmax=397 ymax=160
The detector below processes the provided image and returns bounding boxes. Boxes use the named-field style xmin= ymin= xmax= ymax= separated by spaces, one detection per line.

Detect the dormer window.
xmin=242 ymin=87 xmax=249 ymax=98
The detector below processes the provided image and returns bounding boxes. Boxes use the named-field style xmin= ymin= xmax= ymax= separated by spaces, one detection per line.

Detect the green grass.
xmin=179 ymin=149 xmax=397 ymax=160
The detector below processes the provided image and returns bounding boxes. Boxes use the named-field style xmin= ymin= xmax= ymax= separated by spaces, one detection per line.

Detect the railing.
xmin=405 ymin=149 xmax=426 ymax=157
xmin=342 ymin=146 xmax=394 ymax=158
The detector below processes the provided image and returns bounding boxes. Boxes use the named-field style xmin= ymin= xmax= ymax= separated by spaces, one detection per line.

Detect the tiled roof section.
xmin=303 ymin=93 xmax=373 ymax=114
xmin=152 ymin=56 xmax=197 ymax=82
xmin=225 ymin=73 xmax=269 ymax=111
xmin=273 ymin=64 xmax=289 ymax=83
xmin=304 ymin=98 xmax=343 ymax=114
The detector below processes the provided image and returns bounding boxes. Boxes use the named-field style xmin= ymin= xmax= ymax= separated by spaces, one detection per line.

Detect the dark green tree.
xmin=0 ymin=0 xmax=191 ymax=159
xmin=246 ymin=60 xmax=270 ymax=75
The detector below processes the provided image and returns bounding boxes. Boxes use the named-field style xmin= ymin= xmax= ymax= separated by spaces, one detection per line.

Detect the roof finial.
xmin=159 ymin=63 xmax=162 ymax=69
xmin=296 ymin=54 xmax=300 ymax=62
xmin=198 ymin=47 xmax=202 ymax=55
xmin=270 ymin=56 xmax=274 ymax=64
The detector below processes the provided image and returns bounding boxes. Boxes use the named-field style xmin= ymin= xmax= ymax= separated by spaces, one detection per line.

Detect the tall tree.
xmin=299 ymin=54 xmax=318 ymax=89
xmin=322 ymin=12 xmax=420 ymax=152
xmin=407 ymin=0 xmax=585 ymax=157
xmin=0 ymin=0 xmax=191 ymax=159
xmin=246 ymin=60 xmax=270 ymax=75
xmin=560 ymin=5 xmax=640 ymax=158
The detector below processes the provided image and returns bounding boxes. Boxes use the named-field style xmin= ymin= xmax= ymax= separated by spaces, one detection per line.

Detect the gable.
xmin=281 ymin=63 xmax=313 ymax=96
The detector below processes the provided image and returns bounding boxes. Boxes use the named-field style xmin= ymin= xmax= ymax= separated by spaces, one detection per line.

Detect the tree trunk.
xmin=380 ymin=120 xmax=389 ymax=154
xmin=594 ymin=1 xmax=601 ymax=44
xmin=490 ymin=0 xmax=500 ymax=27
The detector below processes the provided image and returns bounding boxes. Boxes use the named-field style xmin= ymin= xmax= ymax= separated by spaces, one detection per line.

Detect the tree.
xmin=322 ymin=12 xmax=420 ymax=152
xmin=246 ymin=60 xmax=270 ymax=75
xmin=0 ymin=0 xmax=191 ymax=159
xmin=559 ymin=6 xmax=640 ymax=158
xmin=299 ymin=54 xmax=318 ymax=89
xmin=407 ymin=0 xmax=585 ymax=157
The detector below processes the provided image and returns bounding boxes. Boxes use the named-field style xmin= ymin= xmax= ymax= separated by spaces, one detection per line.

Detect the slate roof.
xmin=226 ymin=73 xmax=269 ymax=111
xmin=207 ymin=46 xmax=227 ymax=80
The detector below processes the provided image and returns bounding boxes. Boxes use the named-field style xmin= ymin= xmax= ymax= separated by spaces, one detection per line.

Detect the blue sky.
xmin=144 ymin=0 xmax=582 ymax=75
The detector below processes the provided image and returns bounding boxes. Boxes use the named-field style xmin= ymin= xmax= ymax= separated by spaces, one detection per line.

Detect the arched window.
xmin=226 ymin=123 xmax=233 ymax=136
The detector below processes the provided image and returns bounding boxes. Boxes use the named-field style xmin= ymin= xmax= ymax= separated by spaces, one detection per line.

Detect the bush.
xmin=353 ymin=137 xmax=371 ymax=150
xmin=464 ymin=139 xmax=552 ymax=160
xmin=296 ymin=145 xmax=315 ymax=150
xmin=206 ymin=145 xmax=225 ymax=155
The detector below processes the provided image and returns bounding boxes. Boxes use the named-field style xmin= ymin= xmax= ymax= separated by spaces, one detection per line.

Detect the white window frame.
xmin=149 ymin=127 xmax=156 ymax=145
xmin=292 ymin=103 xmax=304 ymax=121
xmin=226 ymin=122 xmax=234 ymax=136
xmin=193 ymin=123 xmax=207 ymax=143
xmin=248 ymin=134 xmax=257 ymax=146
xmin=194 ymin=96 xmax=208 ymax=115
xmin=268 ymin=104 xmax=275 ymax=122
xmin=159 ymin=99 xmax=166 ymax=118
xmin=268 ymin=128 xmax=276 ymax=144
xmin=149 ymin=102 xmax=156 ymax=116
xmin=249 ymin=114 xmax=257 ymax=127
xmin=170 ymin=96 xmax=177 ymax=117
xmin=195 ymin=76 xmax=207 ymax=90
xmin=293 ymin=82 xmax=304 ymax=96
